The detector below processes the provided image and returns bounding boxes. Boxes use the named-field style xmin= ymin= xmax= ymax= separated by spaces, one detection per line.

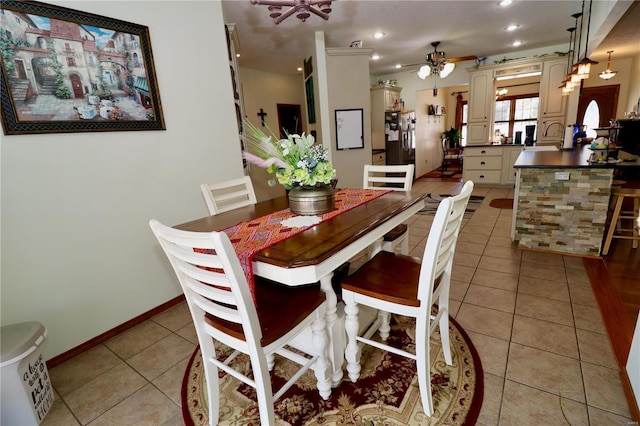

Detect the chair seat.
xmin=383 ymin=224 xmax=408 ymax=242
xmin=341 ymin=251 xmax=421 ymax=307
xmin=206 ymin=278 xmax=326 ymax=346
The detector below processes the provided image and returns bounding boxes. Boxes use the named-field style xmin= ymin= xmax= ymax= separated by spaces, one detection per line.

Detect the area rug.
xmin=418 ymin=170 xmax=463 ymax=180
xmin=418 ymin=194 xmax=484 ymax=219
xmin=489 ymin=198 xmax=514 ymax=209
xmin=181 ymin=315 xmax=483 ymax=425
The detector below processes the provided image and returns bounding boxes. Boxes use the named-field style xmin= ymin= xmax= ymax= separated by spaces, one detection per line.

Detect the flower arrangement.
xmin=242 ymin=119 xmax=336 ymax=189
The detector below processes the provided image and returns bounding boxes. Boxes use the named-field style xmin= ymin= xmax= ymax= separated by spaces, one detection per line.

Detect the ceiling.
xmin=221 ymin=0 xmax=640 ymax=77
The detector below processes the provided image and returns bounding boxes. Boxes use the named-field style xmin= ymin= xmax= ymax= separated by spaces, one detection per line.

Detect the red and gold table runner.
xmin=223 ymin=188 xmax=389 ymax=302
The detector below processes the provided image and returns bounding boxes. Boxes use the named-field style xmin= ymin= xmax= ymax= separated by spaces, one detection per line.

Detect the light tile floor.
xmin=41 ymin=181 xmax=634 ymax=425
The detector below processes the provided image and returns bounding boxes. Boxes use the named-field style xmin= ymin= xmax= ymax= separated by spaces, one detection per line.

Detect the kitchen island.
xmin=511 ymin=144 xmax=640 ymax=256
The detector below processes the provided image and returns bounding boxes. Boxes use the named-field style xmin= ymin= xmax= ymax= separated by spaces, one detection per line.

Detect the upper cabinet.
xmin=468 ymin=70 xmax=494 ymax=122
xmin=466 ymin=56 xmax=569 ymax=146
xmin=537 ymin=58 xmax=568 ymax=142
xmin=370 ymin=85 xmax=402 ymax=151
xmin=538 ymin=58 xmax=567 ymax=118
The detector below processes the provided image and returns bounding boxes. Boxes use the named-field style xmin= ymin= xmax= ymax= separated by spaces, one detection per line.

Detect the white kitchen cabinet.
xmin=467 ymin=122 xmax=490 ymax=146
xmin=502 ymin=146 xmax=524 ymax=185
xmin=537 ymin=58 xmax=568 ymax=144
xmin=463 ymin=146 xmax=523 ymax=186
xmin=468 ymin=70 xmax=494 ymax=123
xmin=466 ymin=69 xmax=494 ymax=146
xmin=538 ymin=59 xmax=567 ymax=119
xmin=372 ymin=151 xmax=386 ymax=165
xmin=371 ymin=85 xmax=402 ymax=151
xmin=463 ymin=147 xmax=503 ymax=185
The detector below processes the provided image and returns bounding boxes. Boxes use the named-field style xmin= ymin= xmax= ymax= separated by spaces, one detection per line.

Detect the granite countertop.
xmin=514 ymin=144 xmax=640 ymax=169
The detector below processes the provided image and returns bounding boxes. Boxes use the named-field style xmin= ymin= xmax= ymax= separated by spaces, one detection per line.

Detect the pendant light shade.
xmin=572 ymin=0 xmax=598 ymax=79
xmin=599 ymin=51 xmax=618 ymax=80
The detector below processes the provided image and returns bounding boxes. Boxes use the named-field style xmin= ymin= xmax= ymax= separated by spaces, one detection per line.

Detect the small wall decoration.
xmin=335 ymin=108 xmax=364 ymax=150
xmin=305 ymin=76 xmax=316 ymax=124
xmin=0 ymin=0 xmax=165 ymax=135
xmin=303 ymin=56 xmax=313 ymax=79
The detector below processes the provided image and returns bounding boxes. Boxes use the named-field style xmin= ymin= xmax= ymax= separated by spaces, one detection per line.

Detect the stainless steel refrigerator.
xmin=385 ymin=111 xmax=415 ymax=166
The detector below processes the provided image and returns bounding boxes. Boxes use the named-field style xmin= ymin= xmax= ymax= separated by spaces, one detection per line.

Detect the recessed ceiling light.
xmin=395 ymin=64 xmax=402 ymax=69
xmin=499 ymin=0 xmax=513 ymax=6
xmin=512 ymin=40 xmax=523 ymax=47
xmin=373 ymin=32 xmax=385 ymax=39
xmin=297 ymin=67 xmax=303 ymax=72
xmin=506 ymin=24 xmax=519 ymax=31
xmin=371 ymin=54 xmax=380 ymax=60
xmin=236 ymin=53 xmax=240 ymax=58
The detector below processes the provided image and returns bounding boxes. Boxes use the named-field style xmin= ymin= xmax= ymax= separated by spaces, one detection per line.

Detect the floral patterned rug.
xmin=181 ymin=315 xmax=483 ymax=425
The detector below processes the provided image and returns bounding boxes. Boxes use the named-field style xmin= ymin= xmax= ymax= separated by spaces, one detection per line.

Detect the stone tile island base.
xmin=515 ymin=168 xmax=613 ymax=256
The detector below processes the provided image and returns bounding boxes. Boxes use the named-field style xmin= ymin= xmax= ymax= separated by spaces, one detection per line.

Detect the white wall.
xmin=583 ymin=56 xmax=635 ymax=119
xmin=415 ymin=88 xmax=447 ymax=177
xmin=0 ymin=1 xmax=244 ymax=359
xmin=325 ymin=48 xmax=373 ymax=188
xmin=239 ymin=67 xmax=305 ymax=201
xmin=627 ymin=53 xmax=640 ymax=113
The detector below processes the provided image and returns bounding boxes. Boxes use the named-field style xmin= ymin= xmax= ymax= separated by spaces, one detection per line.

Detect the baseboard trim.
xmin=46 ymin=295 xmax=186 ymax=369
xmin=583 ymin=257 xmax=639 ymax=421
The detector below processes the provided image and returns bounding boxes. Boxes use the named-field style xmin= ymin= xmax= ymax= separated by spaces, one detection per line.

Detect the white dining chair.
xmin=341 ymin=180 xmax=474 ymax=416
xmin=201 ymin=175 xmax=257 ymax=215
xmin=149 ymin=220 xmax=331 ymax=425
xmin=363 ymin=164 xmax=415 ymax=255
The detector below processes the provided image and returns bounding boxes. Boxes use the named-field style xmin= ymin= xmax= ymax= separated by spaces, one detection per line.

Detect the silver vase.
xmin=288 ymin=185 xmax=336 ymax=216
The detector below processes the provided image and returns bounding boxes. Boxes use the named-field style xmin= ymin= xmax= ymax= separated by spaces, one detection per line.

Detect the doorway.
xmin=70 ymin=75 xmax=84 ymax=99
xmin=577 ymin=85 xmax=619 ymax=136
xmin=277 ymin=104 xmax=303 ymax=139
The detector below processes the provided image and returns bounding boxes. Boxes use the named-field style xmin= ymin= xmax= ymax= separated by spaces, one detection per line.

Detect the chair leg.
xmin=603 ymin=195 xmax=623 ymax=255
xmin=399 ymin=233 xmax=409 ymax=255
xmin=310 ymin=314 xmax=332 ymax=400
xmin=201 ymin=339 xmax=220 ymax=425
xmin=378 ymin=310 xmax=391 ymax=341
xmin=252 ymin=353 xmax=276 ymax=425
xmin=438 ymin=308 xmax=452 ymax=365
xmin=415 ymin=321 xmax=434 ymax=416
xmin=266 ymin=353 xmax=275 ymax=370
xmin=344 ymin=299 xmax=362 ymax=382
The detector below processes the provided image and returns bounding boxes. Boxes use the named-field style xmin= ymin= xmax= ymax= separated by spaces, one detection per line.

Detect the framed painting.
xmin=0 ymin=0 xmax=165 ymax=135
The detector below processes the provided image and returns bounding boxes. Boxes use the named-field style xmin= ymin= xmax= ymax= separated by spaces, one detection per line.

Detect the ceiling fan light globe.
xmin=318 ymin=2 xmax=332 ymax=13
xmin=417 ymin=65 xmax=431 ymax=80
xmin=440 ymin=62 xmax=455 ymax=78
xmin=268 ymin=5 xmax=282 ymax=18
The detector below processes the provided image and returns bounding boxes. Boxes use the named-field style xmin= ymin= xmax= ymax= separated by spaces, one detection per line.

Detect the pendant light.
xmin=568 ymin=12 xmax=583 ymax=85
xmin=599 ymin=51 xmax=618 ymax=80
xmin=573 ymin=0 xmax=598 ymax=79
xmin=560 ymin=26 xmax=577 ymax=95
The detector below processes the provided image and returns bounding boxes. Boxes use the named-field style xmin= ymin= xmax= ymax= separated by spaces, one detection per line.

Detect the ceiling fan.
xmin=403 ymin=41 xmax=477 ymax=79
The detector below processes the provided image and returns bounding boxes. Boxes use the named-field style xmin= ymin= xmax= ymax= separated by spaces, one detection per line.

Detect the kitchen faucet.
xmin=543 ymin=121 xmax=565 ymax=137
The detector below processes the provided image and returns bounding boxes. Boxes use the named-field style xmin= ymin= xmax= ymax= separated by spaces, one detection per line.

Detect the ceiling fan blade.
xmin=448 ymin=55 xmax=478 ymax=63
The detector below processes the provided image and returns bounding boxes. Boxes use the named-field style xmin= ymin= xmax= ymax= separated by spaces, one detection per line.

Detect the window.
xmin=66 ymin=57 xmax=76 ymax=67
xmin=133 ymin=52 xmax=140 ymax=68
xmin=583 ymin=100 xmax=600 ymax=139
xmin=494 ymin=95 xmax=539 ymax=141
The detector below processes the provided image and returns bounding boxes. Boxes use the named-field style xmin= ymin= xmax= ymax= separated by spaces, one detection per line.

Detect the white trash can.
xmin=1 ymin=322 xmax=54 ymax=425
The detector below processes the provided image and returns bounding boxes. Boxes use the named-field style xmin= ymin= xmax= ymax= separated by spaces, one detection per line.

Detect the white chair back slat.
xmin=149 ymin=218 xmax=331 ymax=424
xmin=149 ymin=219 xmax=262 ymax=343
xmin=201 ymin=176 xmax=257 ymax=215
xmin=417 ymin=181 xmax=474 ymax=304
xmin=363 ymin=164 xmax=414 ymax=191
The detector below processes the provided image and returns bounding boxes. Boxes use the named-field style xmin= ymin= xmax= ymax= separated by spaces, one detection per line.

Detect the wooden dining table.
xmin=175 ymin=189 xmax=427 ymax=386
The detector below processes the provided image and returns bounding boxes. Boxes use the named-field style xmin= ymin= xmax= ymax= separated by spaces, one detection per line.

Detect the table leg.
xmin=319 ymin=273 xmax=345 ymax=387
